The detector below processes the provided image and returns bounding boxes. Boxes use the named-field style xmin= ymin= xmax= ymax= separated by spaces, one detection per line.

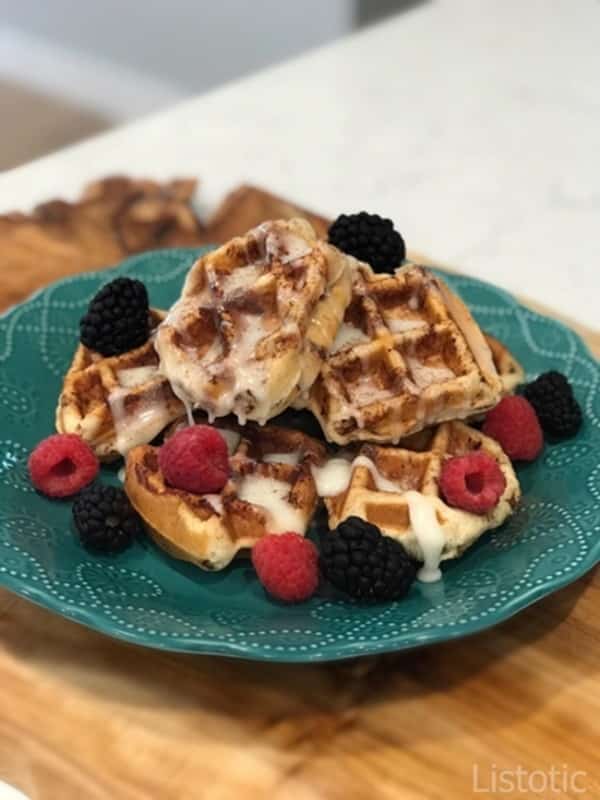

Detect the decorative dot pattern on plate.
xmin=0 ymin=248 xmax=598 ymax=661
xmin=0 ymin=440 xmax=33 ymax=493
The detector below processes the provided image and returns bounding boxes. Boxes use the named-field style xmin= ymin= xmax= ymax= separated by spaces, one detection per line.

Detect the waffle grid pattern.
xmin=308 ymin=265 xmax=502 ymax=444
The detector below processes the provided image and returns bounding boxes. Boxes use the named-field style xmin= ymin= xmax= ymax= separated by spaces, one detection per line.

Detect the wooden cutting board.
xmin=0 ymin=180 xmax=598 ymax=800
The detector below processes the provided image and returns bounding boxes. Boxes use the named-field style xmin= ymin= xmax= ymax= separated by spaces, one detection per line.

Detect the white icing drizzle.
xmin=311 ymin=454 xmax=404 ymax=497
xmin=386 ymin=317 xmax=426 ymax=333
xmin=311 ymin=458 xmax=353 ymax=497
xmin=262 ymin=452 xmax=301 ymax=466
xmin=220 ymin=264 xmax=264 ymax=296
xmin=237 ymin=475 xmax=305 ymax=533
xmin=155 ymin=221 xmax=323 ymax=426
xmin=330 ymin=322 xmax=369 ymax=352
xmin=351 ymin=374 xmax=394 ymax=407
xmin=217 ymin=315 xmax=272 ymax=424
xmin=352 ymin=455 xmax=404 ymax=493
xmin=404 ymin=490 xmax=445 ymax=583
xmin=108 ymin=388 xmax=176 ymax=456
xmin=198 ymin=336 xmax=223 ymax=365
xmin=265 ymin=228 xmax=312 ymax=264
xmin=204 ymin=494 xmax=224 ymax=515
xmin=117 ymin=366 xmax=159 ymax=387
xmin=170 ymin=380 xmax=195 ymax=426
xmin=311 ymin=458 xmax=445 ymax=583
xmin=157 ymin=307 xmax=272 ymax=425
xmin=405 ymin=356 xmax=455 ymax=390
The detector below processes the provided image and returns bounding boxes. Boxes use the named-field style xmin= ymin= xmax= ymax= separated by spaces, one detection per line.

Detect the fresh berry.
xmin=80 ymin=277 xmax=149 ymax=356
xmin=440 ymin=452 xmax=506 ymax=514
xmin=523 ymin=371 xmax=582 ymax=439
xmin=320 ymin=516 xmax=417 ymax=602
xmin=72 ymin=483 xmax=142 ymax=554
xmin=483 ymin=396 xmax=543 ymax=461
xmin=328 ymin=212 xmax=406 ymax=272
xmin=158 ymin=425 xmax=229 ymax=493
xmin=252 ymin=532 xmax=319 ymax=603
xmin=28 ymin=434 xmax=99 ymax=498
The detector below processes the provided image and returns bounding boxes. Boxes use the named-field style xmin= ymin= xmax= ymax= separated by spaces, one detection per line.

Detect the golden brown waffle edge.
xmin=125 ymin=422 xmax=327 ymax=571
xmin=56 ymin=310 xmax=185 ymax=461
xmin=305 ymin=264 xmax=507 ymax=445
xmin=323 ymin=420 xmax=520 ymax=563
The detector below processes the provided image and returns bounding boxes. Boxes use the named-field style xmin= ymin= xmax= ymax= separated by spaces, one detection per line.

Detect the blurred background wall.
xmin=0 ymin=0 xmax=414 ymax=171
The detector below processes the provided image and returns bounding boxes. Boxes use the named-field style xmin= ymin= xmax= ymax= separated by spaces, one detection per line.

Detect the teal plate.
xmin=1 ymin=248 xmax=599 ymax=662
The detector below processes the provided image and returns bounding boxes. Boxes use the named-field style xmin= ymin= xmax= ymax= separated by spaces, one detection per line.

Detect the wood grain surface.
xmin=0 ymin=181 xmax=598 ymax=800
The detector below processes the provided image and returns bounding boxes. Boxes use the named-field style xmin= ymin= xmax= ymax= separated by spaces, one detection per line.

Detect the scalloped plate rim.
xmin=0 ymin=544 xmax=597 ymax=662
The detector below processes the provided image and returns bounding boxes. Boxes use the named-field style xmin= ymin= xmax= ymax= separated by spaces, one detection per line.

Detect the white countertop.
xmin=1 ymin=0 xmax=598 ymax=328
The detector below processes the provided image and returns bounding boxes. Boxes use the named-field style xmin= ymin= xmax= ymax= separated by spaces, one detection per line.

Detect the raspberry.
xmin=158 ymin=425 xmax=229 ymax=493
xmin=28 ymin=434 xmax=99 ymax=498
xmin=73 ymin=484 xmax=142 ymax=553
xmin=440 ymin=452 xmax=506 ymax=514
xmin=483 ymin=396 xmax=543 ymax=461
xmin=252 ymin=532 xmax=318 ymax=603
xmin=328 ymin=212 xmax=406 ymax=272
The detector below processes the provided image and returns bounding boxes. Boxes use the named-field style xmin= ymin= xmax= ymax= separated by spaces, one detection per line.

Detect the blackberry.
xmin=72 ymin=484 xmax=143 ymax=554
xmin=80 ymin=277 xmax=149 ymax=356
xmin=328 ymin=212 xmax=406 ymax=273
xmin=320 ymin=516 xmax=417 ymax=602
xmin=523 ymin=371 xmax=582 ymax=439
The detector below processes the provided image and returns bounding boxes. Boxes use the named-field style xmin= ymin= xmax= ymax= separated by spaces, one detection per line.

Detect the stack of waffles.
xmin=57 ymin=219 xmax=522 ymax=570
